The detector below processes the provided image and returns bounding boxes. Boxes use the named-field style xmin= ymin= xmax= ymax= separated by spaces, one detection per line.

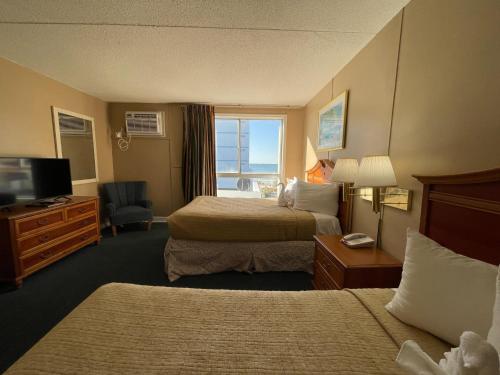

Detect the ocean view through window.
xmin=215 ymin=115 xmax=284 ymax=198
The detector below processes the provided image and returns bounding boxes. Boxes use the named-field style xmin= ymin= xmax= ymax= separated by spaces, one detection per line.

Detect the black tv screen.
xmin=0 ymin=158 xmax=73 ymax=207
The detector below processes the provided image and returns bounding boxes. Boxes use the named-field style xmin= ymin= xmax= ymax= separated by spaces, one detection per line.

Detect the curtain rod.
xmin=180 ymin=104 xmax=303 ymax=109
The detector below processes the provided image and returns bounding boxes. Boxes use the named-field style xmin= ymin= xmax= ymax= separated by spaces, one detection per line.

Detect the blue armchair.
xmin=102 ymin=181 xmax=153 ymax=236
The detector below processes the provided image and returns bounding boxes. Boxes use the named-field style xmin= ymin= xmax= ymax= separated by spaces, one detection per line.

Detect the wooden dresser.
xmin=313 ymin=235 xmax=402 ymax=290
xmin=0 ymin=196 xmax=100 ymax=287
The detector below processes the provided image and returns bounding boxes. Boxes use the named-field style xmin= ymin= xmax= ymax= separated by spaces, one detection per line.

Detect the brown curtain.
xmin=182 ymin=104 xmax=217 ymax=203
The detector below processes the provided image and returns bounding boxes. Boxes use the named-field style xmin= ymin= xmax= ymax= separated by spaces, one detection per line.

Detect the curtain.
xmin=182 ymin=104 xmax=217 ymax=203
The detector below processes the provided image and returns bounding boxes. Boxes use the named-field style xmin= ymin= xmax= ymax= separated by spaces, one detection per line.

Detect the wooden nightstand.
xmin=313 ymin=235 xmax=402 ymax=290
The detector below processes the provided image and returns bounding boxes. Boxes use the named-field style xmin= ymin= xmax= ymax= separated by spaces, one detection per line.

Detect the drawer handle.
xmin=37 ymin=218 xmax=49 ymax=225
xmin=80 ymin=234 xmax=90 ymax=241
xmin=38 ymin=235 xmax=50 ymax=243
xmin=78 ymin=207 xmax=88 ymax=213
xmin=81 ymin=220 xmax=89 ymax=226
xmin=327 ymin=263 xmax=339 ymax=274
xmin=39 ymin=251 xmax=52 ymax=259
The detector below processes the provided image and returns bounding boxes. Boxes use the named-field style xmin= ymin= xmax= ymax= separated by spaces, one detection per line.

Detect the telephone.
xmin=341 ymin=233 xmax=375 ymax=248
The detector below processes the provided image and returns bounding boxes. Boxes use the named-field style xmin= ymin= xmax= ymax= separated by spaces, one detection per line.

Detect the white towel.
xmin=396 ymin=331 xmax=499 ymax=375
xmin=397 ymin=340 xmax=447 ymax=375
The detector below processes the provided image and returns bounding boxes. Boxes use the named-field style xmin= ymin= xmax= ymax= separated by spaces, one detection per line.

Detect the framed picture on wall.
xmin=317 ymin=90 xmax=348 ymax=151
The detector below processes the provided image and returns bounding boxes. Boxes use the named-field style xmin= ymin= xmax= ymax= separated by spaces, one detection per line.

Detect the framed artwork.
xmin=317 ymin=90 xmax=348 ymax=151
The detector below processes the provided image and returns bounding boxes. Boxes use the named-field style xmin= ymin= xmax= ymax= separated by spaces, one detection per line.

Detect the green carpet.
xmin=0 ymin=223 xmax=312 ymax=372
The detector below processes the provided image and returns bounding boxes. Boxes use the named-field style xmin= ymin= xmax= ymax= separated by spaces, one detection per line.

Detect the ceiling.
xmin=0 ymin=0 xmax=409 ymax=106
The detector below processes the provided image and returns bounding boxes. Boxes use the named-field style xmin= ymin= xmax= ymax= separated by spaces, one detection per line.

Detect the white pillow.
xmin=293 ymin=180 xmax=339 ymax=216
xmin=386 ymin=229 xmax=498 ymax=346
xmin=284 ymin=177 xmax=298 ymax=206
xmin=487 ymin=268 xmax=500 ymax=355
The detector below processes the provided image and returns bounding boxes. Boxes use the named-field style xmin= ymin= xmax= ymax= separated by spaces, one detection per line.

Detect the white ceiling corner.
xmin=0 ymin=0 xmax=409 ymax=106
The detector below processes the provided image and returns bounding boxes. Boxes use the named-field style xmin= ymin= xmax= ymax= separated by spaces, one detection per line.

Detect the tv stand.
xmin=0 ymin=196 xmax=100 ymax=288
xmin=26 ymin=201 xmax=65 ymax=208
xmin=26 ymin=196 xmax=73 ymax=208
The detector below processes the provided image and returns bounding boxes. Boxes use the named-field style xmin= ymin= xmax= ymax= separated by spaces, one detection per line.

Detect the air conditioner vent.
xmin=125 ymin=111 xmax=165 ymax=137
xmin=59 ymin=114 xmax=92 ymax=135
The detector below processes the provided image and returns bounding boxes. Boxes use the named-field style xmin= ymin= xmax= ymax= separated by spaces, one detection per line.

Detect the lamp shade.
xmin=330 ymin=158 xmax=359 ymax=183
xmin=354 ymin=155 xmax=397 ymax=187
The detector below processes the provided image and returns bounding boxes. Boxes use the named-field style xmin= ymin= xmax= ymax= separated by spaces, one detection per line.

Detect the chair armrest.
xmin=105 ymin=202 xmax=117 ymax=217
xmin=138 ymin=200 xmax=153 ymax=209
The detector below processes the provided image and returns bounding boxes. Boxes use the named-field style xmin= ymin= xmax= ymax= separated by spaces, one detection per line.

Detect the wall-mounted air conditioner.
xmin=125 ymin=111 xmax=165 ymax=137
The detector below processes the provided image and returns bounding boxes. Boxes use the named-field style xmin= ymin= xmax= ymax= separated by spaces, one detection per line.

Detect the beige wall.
xmin=303 ymin=0 xmax=500 ymax=259
xmin=382 ymin=0 xmax=500 ymax=257
xmin=108 ymin=103 xmax=184 ymax=217
xmin=0 ymin=57 xmax=114 ymax=197
xmin=108 ymin=104 xmax=305 ymax=217
xmin=215 ymin=106 xmax=305 ymax=179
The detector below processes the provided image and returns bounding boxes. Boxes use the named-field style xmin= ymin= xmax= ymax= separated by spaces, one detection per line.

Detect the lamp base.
xmin=372 ymin=187 xmax=382 ymax=213
xmin=341 ymin=182 xmax=352 ymax=202
xmin=376 ymin=213 xmax=383 ymax=248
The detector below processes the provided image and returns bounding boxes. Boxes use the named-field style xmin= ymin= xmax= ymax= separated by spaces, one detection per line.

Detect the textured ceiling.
xmin=0 ymin=0 xmax=409 ymax=105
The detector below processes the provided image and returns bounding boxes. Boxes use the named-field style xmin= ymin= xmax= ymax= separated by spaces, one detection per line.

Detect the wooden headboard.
xmin=414 ymin=168 xmax=500 ymax=265
xmin=306 ymin=159 xmax=352 ymax=234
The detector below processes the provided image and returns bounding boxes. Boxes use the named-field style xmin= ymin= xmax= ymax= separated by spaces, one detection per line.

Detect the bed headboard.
xmin=413 ymin=168 xmax=500 ymax=265
xmin=306 ymin=159 xmax=351 ymax=234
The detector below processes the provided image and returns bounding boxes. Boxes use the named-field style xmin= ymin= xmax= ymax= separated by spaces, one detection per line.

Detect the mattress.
xmin=167 ymin=196 xmax=316 ymax=241
xmin=6 ymin=283 xmax=450 ymax=374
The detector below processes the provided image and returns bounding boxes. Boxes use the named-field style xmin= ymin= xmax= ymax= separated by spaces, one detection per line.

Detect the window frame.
xmin=215 ymin=113 xmax=286 ymax=185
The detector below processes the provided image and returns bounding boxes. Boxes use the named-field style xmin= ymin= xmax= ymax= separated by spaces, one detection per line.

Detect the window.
xmin=215 ymin=115 xmax=284 ymax=198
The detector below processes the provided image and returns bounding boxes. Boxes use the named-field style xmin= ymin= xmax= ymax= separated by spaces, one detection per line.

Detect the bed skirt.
xmin=164 ymin=238 xmax=315 ymax=281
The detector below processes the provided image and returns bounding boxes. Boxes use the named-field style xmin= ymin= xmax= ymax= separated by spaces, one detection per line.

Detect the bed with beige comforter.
xmin=6 ymin=283 xmax=449 ymax=374
xmin=168 ymin=196 xmax=316 ymax=242
xmin=165 ymin=196 xmax=329 ymax=280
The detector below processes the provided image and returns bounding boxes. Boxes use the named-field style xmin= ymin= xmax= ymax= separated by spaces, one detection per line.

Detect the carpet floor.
xmin=0 ymin=223 xmax=313 ymax=372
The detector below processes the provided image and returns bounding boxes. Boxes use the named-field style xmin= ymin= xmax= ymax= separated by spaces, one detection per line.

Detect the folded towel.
xmin=397 ymin=340 xmax=446 ymax=375
xmin=449 ymin=332 xmax=500 ymax=375
xmin=397 ymin=331 xmax=499 ymax=375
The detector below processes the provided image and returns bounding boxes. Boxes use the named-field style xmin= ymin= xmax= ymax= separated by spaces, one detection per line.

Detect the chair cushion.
xmin=110 ymin=205 xmax=153 ymax=225
xmin=103 ymin=181 xmax=148 ymax=209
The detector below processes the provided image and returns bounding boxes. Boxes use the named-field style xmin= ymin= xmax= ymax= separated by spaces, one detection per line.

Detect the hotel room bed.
xmin=167 ymin=196 xmax=320 ymax=242
xmin=164 ymin=160 xmax=348 ymax=281
xmin=165 ymin=196 xmax=342 ymax=281
xmin=4 ymin=283 xmax=449 ymax=374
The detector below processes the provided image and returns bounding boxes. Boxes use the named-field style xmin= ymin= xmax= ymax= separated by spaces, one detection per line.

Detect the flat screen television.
xmin=0 ymin=157 xmax=73 ymax=207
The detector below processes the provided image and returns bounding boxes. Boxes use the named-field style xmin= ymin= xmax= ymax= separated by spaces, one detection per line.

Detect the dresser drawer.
xmin=21 ymin=227 xmax=98 ymax=273
xmin=16 ymin=210 xmax=65 ymax=236
xmin=313 ymin=263 xmax=338 ymax=290
xmin=316 ymin=245 xmax=345 ymax=288
xmin=66 ymin=201 xmax=96 ymax=220
xmin=17 ymin=214 xmax=97 ymax=254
